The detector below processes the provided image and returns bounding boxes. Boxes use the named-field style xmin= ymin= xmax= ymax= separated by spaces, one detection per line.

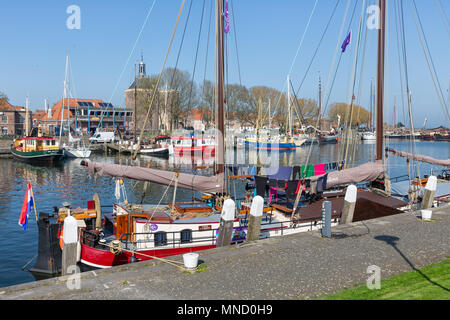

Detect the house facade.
xmin=38 ymin=98 xmax=132 ymax=135
xmin=0 ymin=100 xmax=32 ymax=136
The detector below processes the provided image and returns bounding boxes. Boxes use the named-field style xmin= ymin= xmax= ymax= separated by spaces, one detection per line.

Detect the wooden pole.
xmin=29 ymin=181 xmax=38 ymax=222
xmin=421 ymin=176 xmax=437 ymax=210
xmin=215 ymin=0 xmax=225 ymax=193
xmin=61 ymin=215 xmax=78 ymax=276
xmin=216 ymin=198 xmax=235 ymax=247
xmin=170 ymin=170 xmax=180 ymax=215
xmin=247 ymin=195 xmax=264 ymax=241
xmin=340 ymin=185 xmax=357 ymax=224
xmin=375 ymin=0 xmax=386 ymax=160
xmin=93 ymin=193 xmax=102 ymax=230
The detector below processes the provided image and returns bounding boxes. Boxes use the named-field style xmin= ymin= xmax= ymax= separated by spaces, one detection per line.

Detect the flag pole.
xmin=29 ymin=181 xmax=38 ymax=222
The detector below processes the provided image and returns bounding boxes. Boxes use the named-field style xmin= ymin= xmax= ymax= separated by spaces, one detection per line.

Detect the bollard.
xmin=216 ymin=198 xmax=236 ymax=247
xmin=340 ymin=184 xmax=357 ymax=224
xmin=61 ymin=216 xmax=78 ymax=276
xmin=421 ymin=175 xmax=437 ymax=210
xmin=321 ymin=200 xmax=332 ymax=238
xmin=246 ymin=195 xmax=264 ymax=241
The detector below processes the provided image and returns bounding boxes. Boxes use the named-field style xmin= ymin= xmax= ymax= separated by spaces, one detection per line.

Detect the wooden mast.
xmin=375 ymin=0 xmax=386 ymax=160
xmin=216 ymin=0 xmax=225 ymax=194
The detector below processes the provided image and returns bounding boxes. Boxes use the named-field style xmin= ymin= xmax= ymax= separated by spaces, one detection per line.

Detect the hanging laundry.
xmin=254 ymin=176 xmax=268 ymax=197
xmin=300 ymin=165 xmax=315 ymax=178
xmin=292 ymin=166 xmax=301 ymax=180
xmin=314 ymin=163 xmax=325 ymax=176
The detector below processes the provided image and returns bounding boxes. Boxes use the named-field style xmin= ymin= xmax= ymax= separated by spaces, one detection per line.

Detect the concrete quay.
xmin=1 ymin=205 xmax=449 ymax=300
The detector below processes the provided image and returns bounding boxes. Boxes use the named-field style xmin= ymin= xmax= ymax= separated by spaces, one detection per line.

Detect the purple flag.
xmin=341 ymin=31 xmax=351 ymax=53
xmin=224 ymin=1 xmax=230 ymax=34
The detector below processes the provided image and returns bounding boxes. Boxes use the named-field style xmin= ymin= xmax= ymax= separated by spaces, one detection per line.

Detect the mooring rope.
xmin=101 ymin=240 xmax=186 ymax=269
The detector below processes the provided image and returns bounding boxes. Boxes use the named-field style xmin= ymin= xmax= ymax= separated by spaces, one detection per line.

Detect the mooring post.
xmin=61 ymin=215 xmax=78 ymax=276
xmin=340 ymin=184 xmax=357 ymax=224
xmin=247 ymin=195 xmax=264 ymax=241
xmin=216 ymin=198 xmax=235 ymax=247
xmin=93 ymin=193 xmax=102 ymax=230
xmin=421 ymin=176 xmax=437 ymax=210
xmin=321 ymin=200 xmax=332 ymax=238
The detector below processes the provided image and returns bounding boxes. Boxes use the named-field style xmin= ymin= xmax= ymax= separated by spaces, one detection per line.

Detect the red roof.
xmin=0 ymin=100 xmax=13 ymax=110
xmin=40 ymin=98 xmax=105 ymax=121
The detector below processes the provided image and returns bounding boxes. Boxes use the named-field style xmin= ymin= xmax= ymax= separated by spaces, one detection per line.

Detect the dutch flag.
xmin=19 ymin=181 xmax=33 ymax=231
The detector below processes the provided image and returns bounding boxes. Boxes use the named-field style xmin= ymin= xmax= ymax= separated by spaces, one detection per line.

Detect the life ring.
xmin=58 ymin=226 xmax=64 ymax=250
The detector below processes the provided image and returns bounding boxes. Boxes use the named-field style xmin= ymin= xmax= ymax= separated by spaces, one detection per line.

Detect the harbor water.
xmin=0 ymin=139 xmax=448 ymax=288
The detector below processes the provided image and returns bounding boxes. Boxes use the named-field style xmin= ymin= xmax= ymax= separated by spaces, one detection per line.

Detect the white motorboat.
xmin=361 ymin=131 xmax=376 ymax=141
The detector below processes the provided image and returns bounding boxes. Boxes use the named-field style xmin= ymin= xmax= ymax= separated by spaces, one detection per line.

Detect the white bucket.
xmin=421 ymin=209 xmax=432 ymax=221
xmin=183 ymin=253 xmax=199 ymax=270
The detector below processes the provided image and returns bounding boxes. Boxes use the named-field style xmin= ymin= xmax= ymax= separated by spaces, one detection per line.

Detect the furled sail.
xmin=386 ymin=148 xmax=450 ymax=168
xmin=309 ymin=161 xmax=386 ymax=189
xmin=83 ymin=161 xmax=224 ymax=194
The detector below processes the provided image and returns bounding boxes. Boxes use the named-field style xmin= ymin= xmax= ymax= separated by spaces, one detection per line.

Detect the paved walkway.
xmin=1 ymin=205 xmax=449 ymax=300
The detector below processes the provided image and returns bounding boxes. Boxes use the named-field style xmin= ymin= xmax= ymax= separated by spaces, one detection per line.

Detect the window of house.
xmin=1 ymin=116 xmax=7 ymax=123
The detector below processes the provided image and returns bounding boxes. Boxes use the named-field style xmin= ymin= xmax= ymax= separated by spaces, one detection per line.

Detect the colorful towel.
xmin=314 ymin=164 xmax=325 ymax=176
xmin=300 ymin=165 xmax=315 ymax=178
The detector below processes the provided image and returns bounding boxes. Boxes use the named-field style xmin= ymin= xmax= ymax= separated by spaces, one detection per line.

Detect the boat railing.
xmin=119 ymin=228 xmax=218 ymax=249
xmin=80 ymin=216 xmax=332 ymax=250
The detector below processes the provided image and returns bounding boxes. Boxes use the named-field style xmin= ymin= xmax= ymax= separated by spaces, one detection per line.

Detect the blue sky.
xmin=0 ymin=0 xmax=448 ymax=128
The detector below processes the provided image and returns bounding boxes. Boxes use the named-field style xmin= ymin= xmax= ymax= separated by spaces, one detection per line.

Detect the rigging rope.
xmin=288 ymin=0 xmax=320 ymax=77
xmin=435 ymin=0 xmax=450 ymax=37
xmin=187 ymin=0 xmax=207 ymax=115
xmin=92 ymin=0 xmax=157 ymax=150
xmin=410 ymin=0 xmax=450 ymax=126
xmin=230 ymin=0 xmax=242 ymax=87
xmin=133 ymin=0 xmax=186 ymax=160
xmin=343 ymin=0 xmax=367 ymax=167
xmin=267 ymin=0 xmax=325 ymax=124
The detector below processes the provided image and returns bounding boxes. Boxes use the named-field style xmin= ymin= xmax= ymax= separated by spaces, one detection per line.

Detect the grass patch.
xmin=316 ymin=259 xmax=450 ymax=300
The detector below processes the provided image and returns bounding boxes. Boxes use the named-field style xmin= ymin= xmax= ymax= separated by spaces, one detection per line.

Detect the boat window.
xmin=51 ymin=140 xmax=56 ymax=146
xmin=154 ymin=231 xmax=167 ymax=247
xmin=180 ymin=229 xmax=192 ymax=244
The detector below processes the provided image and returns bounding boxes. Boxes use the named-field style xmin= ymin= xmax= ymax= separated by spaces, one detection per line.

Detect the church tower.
xmin=138 ymin=53 xmax=146 ymax=79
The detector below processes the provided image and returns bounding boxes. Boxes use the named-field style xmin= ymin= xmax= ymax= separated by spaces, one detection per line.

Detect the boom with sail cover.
xmin=386 ymin=148 xmax=450 ymax=168
xmin=305 ymin=161 xmax=386 ymax=189
xmin=83 ymin=161 xmax=224 ymax=194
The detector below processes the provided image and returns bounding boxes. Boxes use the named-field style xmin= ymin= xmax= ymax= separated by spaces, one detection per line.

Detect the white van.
xmin=89 ymin=131 xmax=115 ymax=144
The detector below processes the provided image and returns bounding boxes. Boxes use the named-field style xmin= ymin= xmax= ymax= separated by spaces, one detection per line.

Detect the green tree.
xmin=160 ymin=68 xmax=197 ymax=126
xmin=328 ymin=102 xmax=370 ymax=127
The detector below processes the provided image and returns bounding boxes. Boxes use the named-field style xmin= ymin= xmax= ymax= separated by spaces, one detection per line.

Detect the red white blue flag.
xmin=19 ymin=181 xmax=33 ymax=231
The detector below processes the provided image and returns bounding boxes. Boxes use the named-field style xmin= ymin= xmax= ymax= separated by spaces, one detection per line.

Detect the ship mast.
xmin=216 ymin=0 xmax=226 ymax=194
xmin=375 ymin=0 xmax=386 ymax=160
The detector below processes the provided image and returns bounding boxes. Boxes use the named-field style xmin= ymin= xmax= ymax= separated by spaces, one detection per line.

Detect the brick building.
xmin=0 ymin=99 xmax=32 ymax=136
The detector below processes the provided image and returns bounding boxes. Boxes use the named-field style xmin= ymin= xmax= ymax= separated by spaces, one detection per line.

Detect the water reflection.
xmin=0 ymin=139 xmax=448 ymax=287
